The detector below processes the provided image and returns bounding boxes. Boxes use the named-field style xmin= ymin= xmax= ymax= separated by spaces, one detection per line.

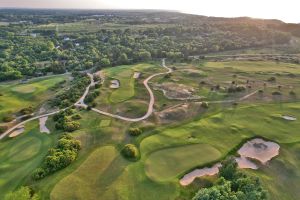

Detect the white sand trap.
xmin=9 ymin=126 xmax=25 ymax=138
xmin=282 ymin=115 xmax=297 ymax=121
xmin=133 ymin=72 xmax=141 ymax=79
xmin=179 ymin=163 xmax=221 ymax=186
xmin=39 ymin=116 xmax=50 ymax=134
xmin=235 ymin=157 xmax=258 ymax=169
xmin=238 ymin=138 xmax=280 ymax=164
xmin=110 ymin=80 xmax=120 ymax=89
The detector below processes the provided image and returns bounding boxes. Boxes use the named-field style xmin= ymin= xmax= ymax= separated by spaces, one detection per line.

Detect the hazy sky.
xmin=1 ymin=0 xmax=299 ymax=23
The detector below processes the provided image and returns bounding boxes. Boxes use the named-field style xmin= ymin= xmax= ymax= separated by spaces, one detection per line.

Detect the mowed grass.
xmin=51 ymin=146 xmax=118 ymax=200
xmin=140 ymin=102 xmax=300 ymax=199
xmin=0 ymin=75 xmax=68 ymax=120
xmin=145 ymin=143 xmax=221 ymax=181
xmin=0 ymin=121 xmax=56 ymax=199
xmin=101 ymin=63 xmax=162 ymax=104
xmin=99 ymin=119 xmax=111 ymax=127
xmin=205 ymin=61 xmax=300 ymax=74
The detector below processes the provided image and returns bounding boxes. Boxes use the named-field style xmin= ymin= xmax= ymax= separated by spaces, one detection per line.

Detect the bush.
xmin=63 ymin=121 xmax=80 ymax=132
xmin=19 ymin=106 xmax=34 ymax=115
xmin=71 ymin=114 xmax=82 ymax=120
xmin=2 ymin=115 xmax=15 ymax=122
xmin=201 ymin=102 xmax=209 ymax=108
xmin=4 ymin=186 xmax=40 ymax=200
xmin=272 ymin=91 xmax=282 ymax=95
xmin=289 ymin=91 xmax=296 ymax=96
xmin=268 ymin=76 xmax=276 ymax=82
xmin=122 ymin=144 xmax=139 ymax=159
xmin=128 ymin=128 xmax=142 ymax=136
xmin=0 ymin=126 xmax=7 ymax=134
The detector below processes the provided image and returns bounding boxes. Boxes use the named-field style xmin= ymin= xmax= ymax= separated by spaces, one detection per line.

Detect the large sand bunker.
xmin=179 ymin=138 xmax=280 ymax=186
xmin=238 ymin=138 xmax=280 ymax=164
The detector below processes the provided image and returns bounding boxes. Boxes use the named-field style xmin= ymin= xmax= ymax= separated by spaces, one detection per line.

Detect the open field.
xmin=0 ymin=75 xmax=68 ymax=121
xmin=1 ymin=60 xmax=300 ymax=200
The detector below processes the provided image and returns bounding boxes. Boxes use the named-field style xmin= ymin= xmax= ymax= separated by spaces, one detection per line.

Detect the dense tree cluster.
xmin=192 ymin=157 xmax=268 ymax=200
xmin=0 ymin=10 xmax=297 ymax=81
xmin=50 ymin=72 xmax=90 ymax=108
xmin=53 ymin=109 xmax=81 ymax=132
xmin=32 ymin=134 xmax=81 ymax=180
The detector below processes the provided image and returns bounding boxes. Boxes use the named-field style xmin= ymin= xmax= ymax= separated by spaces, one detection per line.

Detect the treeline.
xmin=0 ymin=11 xmax=297 ymax=81
xmin=53 ymin=109 xmax=81 ymax=132
xmin=32 ymin=134 xmax=81 ymax=180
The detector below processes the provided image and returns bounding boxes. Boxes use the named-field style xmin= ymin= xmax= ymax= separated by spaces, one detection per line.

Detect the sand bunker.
xmin=110 ymin=80 xmax=120 ymax=89
xmin=180 ymin=138 xmax=280 ymax=186
xmin=235 ymin=157 xmax=258 ymax=169
xmin=9 ymin=126 xmax=25 ymax=138
xmin=133 ymin=72 xmax=141 ymax=79
xmin=238 ymin=138 xmax=280 ymax=164
xmin=154 ymin=82 xmax=202 ymax=100
xmin=180 ymin=163 xmax=221 ymax=186
xmin=39 ymin=116 xmax=50 ymax=134
xmin=282 ymin=115 xmax=297 ymax=121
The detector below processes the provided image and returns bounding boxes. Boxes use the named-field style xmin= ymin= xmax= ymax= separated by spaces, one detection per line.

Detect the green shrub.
xmin=0 ymin=126 xmax=7 ymax=134
xmin=201 ymin=102 xmax=209 ymax=108
xmin=272 ymin=91 xmax=282 ymax=95
xmin=121 ymin=144 xmax=139 ymax=159
xmin=2 ymin=115 xmax=15 ymax=122
xmin=19 ymin=106 xmax=34 ymax=115
xmin=128 ymin=128 xmax=142 ymax=136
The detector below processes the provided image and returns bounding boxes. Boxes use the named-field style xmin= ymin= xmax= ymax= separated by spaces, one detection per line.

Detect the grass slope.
xmin=145 ymin=143 xmax=221 ymax=181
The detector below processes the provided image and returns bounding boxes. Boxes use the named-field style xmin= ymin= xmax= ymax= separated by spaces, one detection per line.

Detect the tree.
xmin=4 ymin=186 xmax=40 ymax=200
xmin=118 ymin=53 xmax=129 ymax=64
xmin=219 ymin=157 xmax=238 ymax=180
xmin=122 ymin=144 xmax=139 ymax=159
xmin=100 ymin=57 xmax=111 ymax=67
xmin=128 ymin=127 xmax=142 ymax=136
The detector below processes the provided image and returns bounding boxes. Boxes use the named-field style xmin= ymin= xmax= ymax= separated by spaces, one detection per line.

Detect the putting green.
xmin=145 ymin=143 xmax=221 ymax=181
xmin=11 ymin=85 xmax=37 ymax=93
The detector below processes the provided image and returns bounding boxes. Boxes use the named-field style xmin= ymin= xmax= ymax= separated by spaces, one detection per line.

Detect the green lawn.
xmin=0 ymin=121 xmax=56 ymax=199
xmin=145 ymin=143 xmax=221 ymax=181
xmin=0 ymin=75 xmax=68 ymax=120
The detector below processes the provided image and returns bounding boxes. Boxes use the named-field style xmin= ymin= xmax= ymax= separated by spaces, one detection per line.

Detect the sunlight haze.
xmin=1 ymin=0 xmax=299 ymax=23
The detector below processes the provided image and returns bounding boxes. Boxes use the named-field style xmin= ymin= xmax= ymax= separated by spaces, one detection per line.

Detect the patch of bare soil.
xmin=153 ymin=82 xmax=202 ymax=100
xmin=156 ymin=102 xmax=204 ymax=124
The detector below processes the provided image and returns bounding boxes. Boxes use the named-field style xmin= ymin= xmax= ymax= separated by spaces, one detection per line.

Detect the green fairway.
xmin=0 ymin=75 xmax=68 ymax=120
xmin=0 ymin=121 xmax=56 ymax=199
xmin=51 ymin=146 xmax=118 ymax=200
xmin=205 ymin=61 xmax=300 ymax=74
xmin=145 ymin=143 xmax=221 ymax=181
